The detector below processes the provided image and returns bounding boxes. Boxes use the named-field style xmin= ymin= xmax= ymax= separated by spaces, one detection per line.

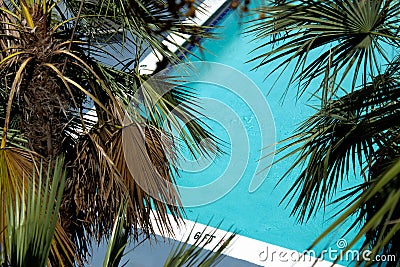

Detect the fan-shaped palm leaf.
xmin=0 ymin=153 xmax=76 ymax=266
xmin=311 ymin=157 xmax=400 ymax=266
xmin=247 ymin=0 xmax=400 ymax=97
xmin=275 ymin=65 xmax=400 ymax=221
xmin=270 ymin=55 xmax=400 ymax=266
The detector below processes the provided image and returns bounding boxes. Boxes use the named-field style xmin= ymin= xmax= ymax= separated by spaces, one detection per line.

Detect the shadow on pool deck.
xmin=89 ymin=235 xmax=261 ymax=266
xmin=126 ymin=236 xmax=261 ymax=267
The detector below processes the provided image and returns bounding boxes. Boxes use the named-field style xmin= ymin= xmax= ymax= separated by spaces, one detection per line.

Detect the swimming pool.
xmin=168 ymin=4 xmax=363 ymax=265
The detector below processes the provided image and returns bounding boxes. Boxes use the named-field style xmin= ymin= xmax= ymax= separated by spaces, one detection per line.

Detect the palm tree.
xmin=248 ymin=0 xmax=400 ymax=266
xmin=0 ymin=0 xmax=220 ymax=265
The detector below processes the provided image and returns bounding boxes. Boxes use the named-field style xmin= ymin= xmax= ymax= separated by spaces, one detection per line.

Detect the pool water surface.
xmin=169 ymin=5 xmax=363 ymax=264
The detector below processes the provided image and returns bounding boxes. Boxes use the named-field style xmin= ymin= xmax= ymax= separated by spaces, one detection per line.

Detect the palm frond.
xmin=269 ymin=54 xmax=400 ymax=266
xmin=132 ymin=73 xmax=222 ymax=158
xmin=65 ymin=121 xmax=183 ymax=257
xmin=1 ymin=155 xmax=76 ymax=266
xmin=275 ymin=65 xmax=400 ymax=222
xmin=65 ymin=0 xmax=214 ymax=65
xmin=247 ymin=0 xmax=400 ymax=97
xmin=103 ymin=201 xmax=129 ymax=267
xmin=311 ymin=157 xmax=400 ymax=266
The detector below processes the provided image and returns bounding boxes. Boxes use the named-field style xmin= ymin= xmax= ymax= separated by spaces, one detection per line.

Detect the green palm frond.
xmin=103 ymin=201 xmax=129 ymax=267
xmin=276 ymin=62 xmax=400 ymax=222
xmin=131 ymin=74 xmax=222 ymax=158
xmin=1 ymin=156 xmax=75 ymax=267
xmin=269 ymin=54 xmax=400 ymax=266
xmin=311 ymin=157 xmax=400 ymax=266
xmin=247 ymin=0 xmax=400 ymax=97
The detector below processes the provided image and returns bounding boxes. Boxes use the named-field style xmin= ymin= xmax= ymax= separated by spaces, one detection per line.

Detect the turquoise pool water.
xmin=171 ymin=5 xmax=362 ymax=264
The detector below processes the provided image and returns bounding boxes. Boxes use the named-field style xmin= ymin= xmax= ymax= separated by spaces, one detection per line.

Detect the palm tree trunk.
xmin=21 ymin=65 xmax=69 ymax=158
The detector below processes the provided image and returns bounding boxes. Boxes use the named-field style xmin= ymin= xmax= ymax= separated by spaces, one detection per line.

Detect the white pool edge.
xmin=138 ymin=0 xmax=229 ymax=75
xmin=149 ymin=213 xmax=344 ymax=267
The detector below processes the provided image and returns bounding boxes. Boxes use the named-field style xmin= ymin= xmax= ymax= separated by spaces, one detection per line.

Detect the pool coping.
xmin=138 ymin=0 xmax=230 ymax=75
xmin=149 ymin=213 xmax=344 ymax=267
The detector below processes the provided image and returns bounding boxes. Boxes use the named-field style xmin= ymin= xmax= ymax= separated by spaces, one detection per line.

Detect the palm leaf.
xmin=66 ymin=121 xmax=183 ymax=255
xmin=65 ymin=0 xmax=214 ymax=65
xmin=311 ymin=157 xmax=400 ymax=266
xmin=247 ymin=0 xmax=400 ymax=97
xmin=275 ymin=66 xmax=400 ymax=222
xmin=103 ymin=201 xmax=129 ymax=267
xmin=1 ymin=155 xmax=76 ymax=266
xmin=132 ymin=73 xmax=222 ymax=158
xmin=271 ymin=55 xmax=400 ymax=266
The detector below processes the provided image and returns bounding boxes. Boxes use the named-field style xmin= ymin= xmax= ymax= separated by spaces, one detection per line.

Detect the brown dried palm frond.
xmin=0 ymin=0 xmax=220 ymax=264
xmin=64 ymin=118 xmax=183 ymax=256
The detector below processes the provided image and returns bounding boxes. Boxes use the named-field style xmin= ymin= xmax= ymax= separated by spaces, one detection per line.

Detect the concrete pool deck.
xmin=89 ymin=213 xmax=345 ymax=266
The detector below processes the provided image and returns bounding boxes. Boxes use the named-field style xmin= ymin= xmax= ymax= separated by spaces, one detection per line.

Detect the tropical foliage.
xmin=0 ymin=0 xmax=221 ymax=265
xmin=1 ymin=157 xmax=72 ymax=267
xmin=249 ymin=0 xmax=400 ymax=266
xmin=1 ymin=156 xmax=235 ymax=266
